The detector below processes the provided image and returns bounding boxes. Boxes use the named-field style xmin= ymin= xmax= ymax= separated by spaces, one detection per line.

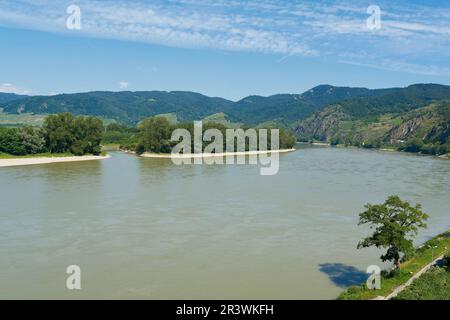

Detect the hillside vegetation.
xmin=339 ymin=230 xmax=450 ymax=300
xmin=4 ymin=84 xmax=434 ymax=126
xmin=0 ymin=113 xmax=103 ymax=156
xmin=393 ymin=263 xmax=450 ymax=300
xmin=2 ymin=84 xmax=449 ymax=155
xmin=0 ymin=93 xmax=27 ymax=104
xmin=295 ymin=85 xmax=450 ymax=155
xmin=2 ymin=91 xmax=233 ymax=124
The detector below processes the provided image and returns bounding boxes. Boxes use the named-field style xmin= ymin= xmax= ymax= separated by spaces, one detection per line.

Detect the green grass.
xmin=339 ymin=121 xmax=356 ymax=131
xmin=0 ymin=110 xmax=117 ymax=128
xmin=338 ymin=230 xmax=450 ymax=300
xmin=101 ymin=144 xmax=121 ymax=151
xmin=0 ymin=112 xmax=48 ymax=127
xmin=152 ymin=113 xmax=178 ymax=125
xmin=393 ymin=267 xmax=450 ymax=300
xmin=202 ymin=112 xmax=243 ymax=128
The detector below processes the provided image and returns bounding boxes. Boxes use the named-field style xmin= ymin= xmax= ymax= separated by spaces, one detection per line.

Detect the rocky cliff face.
xmin=294 ymin=106 xmax=347 ymax=141
xmin=294 ymin=101 xmax=450 ymax=152
xmin=425 ymin=123 xmax=450 ymax=144
xmin=387 ymin=115 xmax=428 ymax=142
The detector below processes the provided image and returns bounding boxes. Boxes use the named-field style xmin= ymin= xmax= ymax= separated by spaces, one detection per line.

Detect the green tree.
xmin=43 ymin=113 xmax=76 ymax=153
xmin=72 ymin=116 xmax=104 ymax=155
xmin=103 ymin=123 xmax=138 ymax=147
xmin=402 ymin=138 xmax=424 ymax=153
xmin=0 ymin=127 xmax=26 ymax=155
xmin=17 ymin=126 xmax=46 ymax=154
xmin=43 ymin=113 xmax=103 ymax=155
xmin=357 ymin=195 xmax=428 ymax=268
xmin=138 ymin=117 xmax=172 ymax=153
xmin=278 ymin=128 xmax=297 ymax=149
xmin=0 ymin=126 xmax=46 ymax=155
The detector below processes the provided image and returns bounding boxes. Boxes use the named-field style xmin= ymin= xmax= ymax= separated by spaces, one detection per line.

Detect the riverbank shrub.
xmin=103 ymin=123 xmax=138 ymax=147
xmin=134 ymin=116 xmax=297 ymax=154
xmin=443 ymin=253 xmax=450 ymax=268
xmin=0 ymin=126 xmax=46 ymax=155
xmin=44 ymin=113 xmax=103 ymax=155
xmin=0 ymin=113 xmax=104 ymax=156
xmin=137 ymin=117 xmax=173 ymax=154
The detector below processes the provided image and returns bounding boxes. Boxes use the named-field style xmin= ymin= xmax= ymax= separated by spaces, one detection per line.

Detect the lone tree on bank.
xmin=357 ymin=195 xmax=428 ymax=269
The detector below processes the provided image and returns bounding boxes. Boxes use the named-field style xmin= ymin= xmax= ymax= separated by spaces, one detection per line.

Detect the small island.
xmin=0 ymin=113 xmax=107 ymax=167
xmin=1 ymin=113 xmax=297 ymax=167
xmin=105 ymin=116 xmax=297 ymax=156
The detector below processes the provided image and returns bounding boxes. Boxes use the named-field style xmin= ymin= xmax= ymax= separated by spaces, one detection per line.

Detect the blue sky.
xmin=1 ymin=0 xmax=449 ymax=100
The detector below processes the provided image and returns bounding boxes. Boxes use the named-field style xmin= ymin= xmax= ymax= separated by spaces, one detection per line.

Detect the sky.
xmin=1 ymin=0 xmax=450 ymax=101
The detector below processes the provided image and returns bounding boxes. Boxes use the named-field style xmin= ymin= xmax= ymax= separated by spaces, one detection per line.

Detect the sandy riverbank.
xmin=311 ymin=142 xmax=331 ymax=146
xmin=0 ymin=154 xmax=110 ymax=168
xmin=141 ymin=148 xmax=296 ymax=159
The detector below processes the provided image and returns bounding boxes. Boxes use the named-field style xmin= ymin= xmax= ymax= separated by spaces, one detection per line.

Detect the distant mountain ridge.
xmin=229 ymin=85 xmax=389 ymax=125
xmin=295 ymin=83 xmax=450 ymax=138
xmin=1 ymin=91 xmax=233 ymax=124
xmin=294 ymin=84 xmax=450 ymax=155
xmin=0 ymin=93 xmax=28 ymax=105
xmin=1 ymin=84 xmax=450 ymax=126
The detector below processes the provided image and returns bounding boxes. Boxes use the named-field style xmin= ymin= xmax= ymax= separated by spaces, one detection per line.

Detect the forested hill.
xmin=1 ymin=91 xmax=234 ymax=124
xmin=295 ymin=86 xmax=450 ymax=155
xmin=296 ymin=84 xmax=450 ymax=137
xmin=229 ymin=85 xmax=394 ymax=124
xmin=2 ymin=84 xmax=450 ymax=125
xmin=2 ymin=86 xmax=371 ymax=125
xmin=0 ymin=93 xmax=28 ymax=105
xmin=326 ymin=84 xmax=450 ymax=118
xmin=0 ymin=84 xmax=406 ymax=125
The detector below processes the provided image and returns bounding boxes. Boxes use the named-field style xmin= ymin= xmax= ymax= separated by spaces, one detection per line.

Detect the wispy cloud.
xmin=339 ymin=57 xmax=450 ymax=77
xmin=0 ymin=0 xmax=449 ymax=75
xmin=119 ymin=81 xmax=129 ymax=89
xmin=0 ymin=83 xmax=30 ymax=94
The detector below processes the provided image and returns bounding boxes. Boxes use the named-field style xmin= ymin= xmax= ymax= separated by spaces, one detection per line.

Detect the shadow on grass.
xmin=319 ymin=263 xmax=368 ymax=288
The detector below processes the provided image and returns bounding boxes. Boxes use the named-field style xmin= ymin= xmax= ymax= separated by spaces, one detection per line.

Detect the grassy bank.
xmin=101 ymin=144 xmax=121 ymax=151
xmin=0 ymin=152 xmax=74 ymax=159
xmin=338 ymin=230 xmax=450 ymax=300
xmin=393 ymin=263 xmax=450 ymax=300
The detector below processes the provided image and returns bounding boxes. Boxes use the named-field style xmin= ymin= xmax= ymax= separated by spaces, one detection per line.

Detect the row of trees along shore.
xmin=109 ymin=117 xmax=297 ymax=154
xmin=0 ymin=113 xmax=103 ymax=156
xmin=1 ymin=113 xmax=296 ymax=156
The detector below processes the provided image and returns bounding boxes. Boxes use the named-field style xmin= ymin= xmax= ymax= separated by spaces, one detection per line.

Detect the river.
xmin=0 ymin=145 xmax=449 ymax=299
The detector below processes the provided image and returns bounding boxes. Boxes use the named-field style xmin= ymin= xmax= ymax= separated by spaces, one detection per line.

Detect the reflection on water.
xmin=0 ymin=147 xmax=449 ymax=299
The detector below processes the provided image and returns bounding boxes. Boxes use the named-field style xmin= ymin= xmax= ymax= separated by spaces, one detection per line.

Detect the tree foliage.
xmin=102 ymin=123 xmax=139 ymax=149
xmin=137 ymin=117 xmax=173 ymax=154
xmin=134 ymin=116 xmax=297 ymax=154
xmin=43 ymin=113 xmax=77 ymax=153
xmin=17 ymin=126 xmax=46 ymax=154
xmin=43 ymin=113 xmax=104 ymax=155
xmin=357 ymin=195 xmax=429 ymax=268
xmin=0 ymin=113 xmax=104 ymax=156
xmin=0 ymin=126 xmax=45 ymax=155
xmin=7 ymin=84 xmax=449 ymax=126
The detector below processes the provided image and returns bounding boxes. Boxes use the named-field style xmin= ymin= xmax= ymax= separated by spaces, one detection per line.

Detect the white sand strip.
xmin=140 ymin=148 xmax=296 ymax=159
xmin=0 ymin=155 xmax=110 ymax=168
xmin=311 ymin=142 xmax=330 ymax=146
